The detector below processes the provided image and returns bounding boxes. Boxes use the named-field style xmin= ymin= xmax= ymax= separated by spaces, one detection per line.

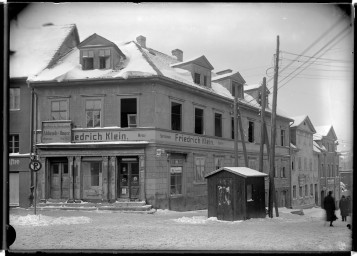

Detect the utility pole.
xmin=233 ymin=84 xmax=239 ymax=166
xmin=237 ymin=106 xmax=248 ymax=167
xmin=269 ymin=35 xmax=280 ymax=218
xmin=259 ymin=77 xmax=267 ymax=173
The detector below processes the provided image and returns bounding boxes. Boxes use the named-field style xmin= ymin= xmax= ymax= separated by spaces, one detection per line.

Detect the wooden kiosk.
xmin=205 ymin=167 xmax=268 ymax=221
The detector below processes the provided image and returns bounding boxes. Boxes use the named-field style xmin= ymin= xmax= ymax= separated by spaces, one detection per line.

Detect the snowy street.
xmin=9 ymin=207 xmax=352 ymax=252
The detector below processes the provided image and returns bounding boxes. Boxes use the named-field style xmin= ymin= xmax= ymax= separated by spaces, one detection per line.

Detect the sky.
xmin=9 ymin=2 xmax=354 ymax=151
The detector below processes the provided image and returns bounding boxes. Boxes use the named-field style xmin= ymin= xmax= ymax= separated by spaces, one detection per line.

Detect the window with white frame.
xmin=99 ymin=49 xmax=111 ymax=69
xmin=194 ymin=157 xmax=205 ymax=183
xmin=86 ymin=99 xmax=101 ymax=128
xmin=51 ymin=100 xmax=68 ymax=120
xmin=10 ymin=88 xmax=20 ymax=110
xmin=82 ymin=50 xmax=94 ymax=70
xmin=9 ymin=134 xmax=19 ymax=153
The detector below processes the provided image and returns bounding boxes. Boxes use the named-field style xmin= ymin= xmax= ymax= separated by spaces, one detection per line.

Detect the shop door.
xmin=50 ymin=161 xmax=69 ymax=199
xmin=216 ymin=178 xmax=233 ymax=221
xmin=118 ymin=159 xmax=139 ymax=199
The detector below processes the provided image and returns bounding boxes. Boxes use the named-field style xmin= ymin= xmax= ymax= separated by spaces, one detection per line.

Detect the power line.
xmin=280 ymin=50 xmax=351 ymax=63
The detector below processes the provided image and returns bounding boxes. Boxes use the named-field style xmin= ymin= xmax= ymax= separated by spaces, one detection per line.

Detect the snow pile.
xmin=173 ymin=216 xmax=243 ymax=224
xmin=10 ymin=214 xmax=91 ymax=226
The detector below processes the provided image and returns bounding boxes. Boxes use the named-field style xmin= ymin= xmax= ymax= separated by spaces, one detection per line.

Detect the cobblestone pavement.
xmin=8 ymin=207 xmax=353 ymax=252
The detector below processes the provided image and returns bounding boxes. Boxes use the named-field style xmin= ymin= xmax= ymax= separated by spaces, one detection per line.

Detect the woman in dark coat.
xmin=339 ymin=195 xmax=349 ymax=221
xmin=323 ymin=191 xmax=336 ymax=227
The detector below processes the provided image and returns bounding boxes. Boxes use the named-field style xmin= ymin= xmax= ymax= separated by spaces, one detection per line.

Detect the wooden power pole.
xmin=269 ymin=35 xmax=280 ymax=218
xmin=237 ymin=106 xmax=249 ymax=167
xmin=259 ymin=77 xmax=267 ymax=173
xmin=233 ymin=84 xmax=239 ymax=166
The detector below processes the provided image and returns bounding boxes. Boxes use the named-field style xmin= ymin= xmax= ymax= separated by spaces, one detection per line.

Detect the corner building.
xmin=29 ymin=34 xmax=292 ymax=210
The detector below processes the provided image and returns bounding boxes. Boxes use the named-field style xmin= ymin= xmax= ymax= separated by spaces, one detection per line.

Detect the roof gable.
xmin=315 ymin=125 xmax=337 ymax=141
xmin=170 ymin=55 xmax=214 ymax=70
xmin=205 ymin=167 xmax=268 ymax=179
xmin=291 ymin=115 xmax=316 ymax=133
xmin=212 ymin=71 xmax=246 ymax=84
xmin=78 ymin=33 xmax=126 ymax=58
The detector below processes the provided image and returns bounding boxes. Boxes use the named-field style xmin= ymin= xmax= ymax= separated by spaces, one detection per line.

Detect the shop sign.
xmin=327 ymin=178 xmax=335 ymax=185
xmin=170 ymin=167 xmax=182 ymax=174
xmin=9 ymin=158 xmax=20 ymax=166
xmin=72 ymin=130 xmax=155 ymax=142
xmin=42 ymin=121 xmax=71 ymax=143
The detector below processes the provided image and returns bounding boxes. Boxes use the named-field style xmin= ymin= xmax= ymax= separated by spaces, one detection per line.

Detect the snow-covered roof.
xmin=205 ymin=167 xmax=268 ymax=178
xmin=10 ymin=23 xmax=78 ymax=78
xmin=314 ymin=125 xmax=332 ymax=137
xmin=290 ymin=115 xmax=308 ymax=127
xmin=313 ymin=141 xmax=322 ymax=153
xmin=290 ymin=143 xmax=297 ymax=150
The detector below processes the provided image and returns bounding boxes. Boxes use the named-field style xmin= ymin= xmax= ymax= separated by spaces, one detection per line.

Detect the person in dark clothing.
xmin=339 ymin=195 xmax=349 ymax=221
xmin=323 ymin=191 xmax=336 ymax=227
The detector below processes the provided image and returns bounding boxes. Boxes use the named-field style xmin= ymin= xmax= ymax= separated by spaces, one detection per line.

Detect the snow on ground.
xmin=10 ymin=214 xmax=91 ymax=226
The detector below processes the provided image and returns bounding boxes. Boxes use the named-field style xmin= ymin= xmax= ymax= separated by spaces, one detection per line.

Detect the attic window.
xmin=82 ymin=50 xmax=94 ymax=70
xmin=194 ymin=73 xmax=200 ymax=84
xmin=99 ymin=49 xmax=111 ymax=69
xmin=232 ymin=82 xmax=243 ymax=99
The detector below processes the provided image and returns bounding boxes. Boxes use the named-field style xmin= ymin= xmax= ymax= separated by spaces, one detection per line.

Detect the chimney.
xmin=136 ymin=35 xmax=146 ymax=48
xmin=172 ymin=49 xmax=183 ymax=62
xmin=216 ymin=69 xmax=233 ymax=75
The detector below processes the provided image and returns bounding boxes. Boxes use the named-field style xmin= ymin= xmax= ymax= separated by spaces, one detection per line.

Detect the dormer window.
xmin=194 ymin=73 xmax=200 ymax=84
xmin=99 ymin=49 xmax=111 ymax=69
xmin=203 ymin=76 xmax=207 ymax=86
xmin=83 ymin=50 xmax=94 ymax=70
xmin=232 ymin=81 xmax=243 ymax=98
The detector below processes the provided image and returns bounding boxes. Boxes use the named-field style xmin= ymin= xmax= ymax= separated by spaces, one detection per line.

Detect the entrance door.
xmin=281 ymin=191 xmax=286 ymax=207
xmin=50 ymin=161 xmax=69 ymax=199
xmin=216 ymin=178 xmax=233 ymax=221
xmin=118 ymin=158 xmax=139 ymax=199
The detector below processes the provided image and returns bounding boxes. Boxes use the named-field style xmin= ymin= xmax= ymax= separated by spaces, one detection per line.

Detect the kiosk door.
xmin=50 ymin=161 xmax=69 ymax=199
xmin=118 ymin=158 xmax=139 ymax=199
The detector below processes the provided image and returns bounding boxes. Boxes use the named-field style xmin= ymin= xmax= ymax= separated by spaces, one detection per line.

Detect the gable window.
xmin=203 ymin=76 xmax=207 ymax=86
xmin=86 ymin=99 xmax=101 ymax=128
xmin=280 ymin=129 xmax=285 ymax=146
xmin=121 ymin=98 xmax=137 ymax=128
xmin=10 ymin=88 xmax=20 ymax=110
xmin=171 ymin=102 xmax=182 ymax=131
xmin=194 ymin=108 xmax=204 ymax=134
xmin=82 ymin=50 xmax=94 ymax=70
xmin=9 ymin=134 xmax=19 ymax=153
xmin=194 ymin=157 xmax=205 ymax=183
xmin=248 ymin=121 xmax=254 ymax=142
xmin=232 ymin=82 xmax=243 ymax=98
xmin=99 ymin=49 xmax=111 ymax=69
xmin=214 ymin=113 xmax=222 ymax=137
xmin=194 ymin=73 xmax=200 ymax=85
xmin=51 ymin=100 xmax=68 ymax=120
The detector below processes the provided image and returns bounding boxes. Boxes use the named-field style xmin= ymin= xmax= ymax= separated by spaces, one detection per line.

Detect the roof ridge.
xmin=133 ymin=42 xmax=163 ymax=76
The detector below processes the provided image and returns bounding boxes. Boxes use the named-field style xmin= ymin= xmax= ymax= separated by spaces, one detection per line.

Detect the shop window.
xmin=9 ymin=134 xmax=19 ymax=153
xmin=248 ymin=121 xmax=254 ymax=142
xmin=194 ymin=108 xmax=204 ymax=134
xmin=310 ymin=184 xmax=313 ymax=196
xmin=194 ymin=157 xmax=205 ymax=183
xmin=280 ymin=129 xmax=285 ymax=146
xmin=247 ymin=184 xmax=253 ymax=201
xmin=305 ymin=184 xmax=308 ymax=196
xmin=86 ymin=99 xmax=101 ymax=127
xmin=194 ymin=73 xmax=200 ymax=85
xmin=214 ymin=113 xmax=222 ymax=137
xmin=170 ymin=167 xmax=182 ymax=195
xmin=293 ymin=185 xmax=296 ymax=199
xmin=99 ymin=49 xmax=111 ymax=69
xmin=171 ymin=102 xmax=182 ymax=131
xmin=51 ymin=100 xmax=68 ymax=120
xmin=10 ymin=88 xmax=20 ymax=110
xmin=82 ymin=50 xmax=94 ymax=70
xmin=121 ymin=98 xmax=137 ymax=127
xmin=214 ymin=157 xmax=224 ymax=170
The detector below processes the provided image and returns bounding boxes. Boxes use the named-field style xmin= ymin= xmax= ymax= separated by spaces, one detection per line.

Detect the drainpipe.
xmin=27 ymin=81 xmax=34 ymax=207
xmin=288 ymin=120 xmax=294 ymax=208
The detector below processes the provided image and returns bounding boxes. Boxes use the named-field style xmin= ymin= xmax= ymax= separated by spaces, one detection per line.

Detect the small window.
xmin=248 ymin=121 xmax=254 ymax=142
xmin=247 ymin=184 xmax=253 ymax=201
xmin=86 ymin=99 xmax=101 ymax=128
xmin=203 ymin=76 xmax=207 ymax=86
xmin=293 ymin=185 xmax=296 ymax=199
xmin=51 ymin=100 xmax=68 ymax=120
xmin=214 ymin=113 xmax=222 ymax=137
xmin=194 ymin=108 xmax=204 ymax=134
xmin=171 ymin=102 xmax=182 ymax=131
xmin=99 ymin=49 xmax=111 ymax=69
xmin=280 ymin=130 xmax=285 ymax=146
xmin=194 ymin=73 xmax=200 ymax=84
xmin=10 ymin=88 xmax=20 ymax=110
xmin=82 ymin=50 xmax=94 ymax=70
xmin=9 ymin=134 xmax=19 ymax=153
xmin=121 ymin=98 xmax=137 ymax=128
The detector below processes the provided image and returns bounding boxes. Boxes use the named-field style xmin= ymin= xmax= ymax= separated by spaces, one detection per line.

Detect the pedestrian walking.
xmin=323 ymin=191 xmax=337 ymax=227
xmin=339 ymin=195 xmax=349 ymax=221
